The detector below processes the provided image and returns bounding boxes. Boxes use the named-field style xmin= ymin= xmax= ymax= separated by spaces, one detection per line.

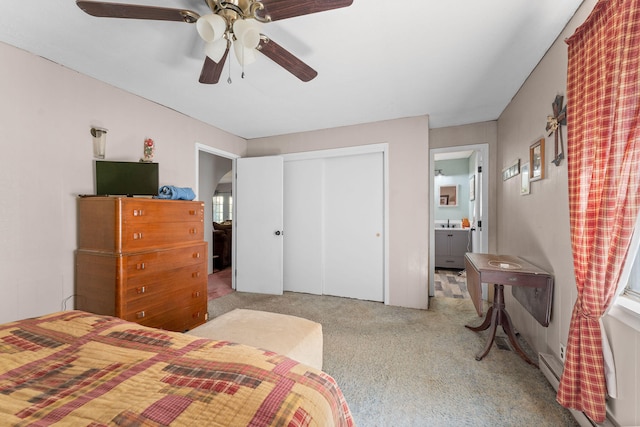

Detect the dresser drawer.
xmin=122 ymin=285 xmax=207 ymax=331
xmin=121 ymin=199 xmax=203 ymax=224
xmin=77 ymin=197 xmax=204 ymax=252
xmin=123 ymin=264 xmax=206 ymax=305
xmin=137 ymin=304 xmax=207 ymax=332
xmin=124 ymin=243 xmax=206 ymax=277
xmin=120 ymin=222 xmax=204 ymax=251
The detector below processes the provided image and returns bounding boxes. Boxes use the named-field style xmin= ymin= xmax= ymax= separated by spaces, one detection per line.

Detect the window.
xmin=619 ymin=222 xmax=640 ymax=319
xmin=213 ymin=193 xmax=232 ymax=223
xmin=625 ymin=250 xmax=640 ymax=301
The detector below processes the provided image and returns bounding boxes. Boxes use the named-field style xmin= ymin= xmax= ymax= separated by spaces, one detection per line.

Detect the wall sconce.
xmin=435 ymin=169 xmax=445 ymax=176
xmin=91 ymin=127 xmax=107 ymax=159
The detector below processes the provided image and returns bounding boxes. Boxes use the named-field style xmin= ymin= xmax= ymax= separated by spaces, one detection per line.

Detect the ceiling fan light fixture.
xmin=233 ymin=42 xmax=257 ymax=65
xmin=233 ymin=19 xmax=261 ymax=49
xmin=196 ymin=13 xmax=227 ymax=43
xmin=205 ymin=38 xmax=228 ymax=62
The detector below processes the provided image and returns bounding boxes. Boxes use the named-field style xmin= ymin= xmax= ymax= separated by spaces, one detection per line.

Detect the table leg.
xmin=465 ymin=305 xmax=493 ymax=332
xmin=472 ymin=307 xmax=499 ymax=361
xmin=500 ymin=307 xmax=538 ymax=367
xmin=466 ymin=284 xmax=536 ymax=365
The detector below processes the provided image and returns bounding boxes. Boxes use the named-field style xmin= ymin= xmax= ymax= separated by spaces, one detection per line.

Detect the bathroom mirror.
xmin=439 ymin=185 xmax=458 ymax=206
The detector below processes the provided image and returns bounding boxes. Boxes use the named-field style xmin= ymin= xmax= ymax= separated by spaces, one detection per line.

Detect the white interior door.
xmin=322 ymin=152 xmax=384 ymax=301
xmin=283 ymin=159 xmax=324 ymax=294
xmin=235 ymin=156 xmax=284 ymax=295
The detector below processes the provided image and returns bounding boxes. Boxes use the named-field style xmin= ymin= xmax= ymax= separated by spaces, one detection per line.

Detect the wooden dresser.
xmin=75 ymin=196 xmax=208 ymax=332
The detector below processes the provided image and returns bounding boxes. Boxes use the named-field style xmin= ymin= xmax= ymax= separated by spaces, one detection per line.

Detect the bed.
xmin=0 ymin=310 xmax=354 ymax=426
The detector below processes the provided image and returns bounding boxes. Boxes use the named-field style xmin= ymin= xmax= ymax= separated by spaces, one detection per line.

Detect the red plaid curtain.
xmin=558 ymin=0 xmax=640 ymax=422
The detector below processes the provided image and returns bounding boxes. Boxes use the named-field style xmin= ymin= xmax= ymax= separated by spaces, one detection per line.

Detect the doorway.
xmin=429 ymin=144 xmax=489 ymax=300
xmin=196 ymin=144 xmax=238 ymax=297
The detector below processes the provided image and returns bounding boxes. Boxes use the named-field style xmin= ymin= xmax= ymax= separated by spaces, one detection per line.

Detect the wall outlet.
xmin=559 ymin=344 xmax=566 ymax=362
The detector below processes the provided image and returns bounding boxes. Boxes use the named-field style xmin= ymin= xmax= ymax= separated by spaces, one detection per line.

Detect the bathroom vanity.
xmin=434 ymin=228 xmax=472 ymax=269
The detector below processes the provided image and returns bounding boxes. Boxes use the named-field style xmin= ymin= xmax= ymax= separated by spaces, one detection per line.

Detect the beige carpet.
xmin=208 ymin=292 xmax=578 ymax=427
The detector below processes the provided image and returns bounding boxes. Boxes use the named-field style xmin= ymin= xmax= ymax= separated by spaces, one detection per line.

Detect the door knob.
xmin=275 ymin=230 xmax=282 ymax=236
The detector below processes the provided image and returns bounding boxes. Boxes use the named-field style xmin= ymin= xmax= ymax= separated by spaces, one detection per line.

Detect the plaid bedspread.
xmin=0 ymin=311 xmax=354 ymax=426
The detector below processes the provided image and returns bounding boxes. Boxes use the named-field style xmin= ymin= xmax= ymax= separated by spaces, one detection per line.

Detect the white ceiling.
xmin=0 ymin=0 xmax=583 ymax=139
xmin=434 ymin=150 xmax=474 ymax=161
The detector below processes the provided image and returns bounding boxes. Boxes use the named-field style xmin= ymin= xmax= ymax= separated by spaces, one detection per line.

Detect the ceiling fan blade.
xmin=258 ymin=37 xmax=317 ymax=82
xmin=76 ymin=1 xmax=199 ymax=23
xmin=257 ymin=0 xmax=353 ymax=21
xmin=199 ymin=48 xmax=229 ymax=84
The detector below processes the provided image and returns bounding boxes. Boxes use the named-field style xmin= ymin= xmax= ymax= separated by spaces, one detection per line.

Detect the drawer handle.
xmin=508 ymin=277 xmax=518 ymax=281
xmin=136 ymin=262 xmax=145 ymax=270
xmin=133 ymin=209 xmax=145 ymax=217
xmin=189 ymin=209 xmax=196 ymax=216
xmin=189 ymin=228 xmax=197 ymax=235
xmin=192 ymin=311 xmax=201 ymax=319
xmin=133 ymin=232 xmax=143 ymax=240
xmin=136 ymin=311 xmax=145 ymax=319
xmin=193 ymin=290 xmax=201 ymax=298
xmin=136 ymin=286 xmax=146 ymax=294
xmin=192 ymin=272 xmax=200 ymax=278
xmin=193 ymin=252 xmax=200 ymax=259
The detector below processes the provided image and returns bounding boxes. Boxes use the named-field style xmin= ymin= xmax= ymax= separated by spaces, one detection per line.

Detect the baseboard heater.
xmin=538 ymin=353 xmax=617 ymax=427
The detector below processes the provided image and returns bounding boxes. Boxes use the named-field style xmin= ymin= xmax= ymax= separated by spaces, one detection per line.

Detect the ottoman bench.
xmin=187 ymin=309 xmax=323 ymax=370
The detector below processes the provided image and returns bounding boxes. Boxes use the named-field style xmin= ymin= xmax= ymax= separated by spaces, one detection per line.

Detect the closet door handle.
xmin=133 ymin=232 xmax=143 ymax=240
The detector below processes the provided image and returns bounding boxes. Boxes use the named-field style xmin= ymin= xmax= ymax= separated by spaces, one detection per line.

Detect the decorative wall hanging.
xmin=529 ymin=138 xmax=545 ymax=181
xmin=502 ymin=159 xmax=520 ymax=181
xmin=546 ymin=95 xmax=567 ymax=166
xmin=520 ymin=162 xmax=530 ymax=195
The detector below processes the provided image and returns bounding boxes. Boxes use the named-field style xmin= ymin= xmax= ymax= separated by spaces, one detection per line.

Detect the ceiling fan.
xmin=75 ymin=0 xmax=353 ymax=84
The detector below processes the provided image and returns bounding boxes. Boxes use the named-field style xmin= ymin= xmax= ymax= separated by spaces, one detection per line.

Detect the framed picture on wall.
xmin=521 ymin=162 xmax=530 ymax=195
xmin=502 ymin=159 xmax=520 ymax=181
xmin=469 ymin=175 xmax=476 ymax=201
xmin=530 ymin=138 xmax=545 ymax=181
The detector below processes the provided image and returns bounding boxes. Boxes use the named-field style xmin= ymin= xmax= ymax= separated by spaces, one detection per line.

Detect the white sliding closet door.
xmin=283 ymin=159 xmax=324 ymax=294
xmin=235 ymin=148 xmax=385 ymax=301
xmin=322 ymin=152 xmax=384 ymax=301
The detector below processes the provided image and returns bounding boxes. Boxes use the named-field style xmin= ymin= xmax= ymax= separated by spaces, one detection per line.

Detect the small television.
xmin=95 ymin=161 xmax=159 ymax=197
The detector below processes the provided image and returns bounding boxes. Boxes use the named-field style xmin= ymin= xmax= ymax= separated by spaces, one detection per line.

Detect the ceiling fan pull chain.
xmin=241 ymin=48 xmax=246 ymax=79
xmin=227 ymin=55 xmax=232 ymax=84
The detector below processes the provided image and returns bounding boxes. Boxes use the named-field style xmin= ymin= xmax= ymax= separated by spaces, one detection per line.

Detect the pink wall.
xmin=248 ymin=116 xmax=431 ymax=309
xmin=0 ymin=42 xmax=246 ymax=323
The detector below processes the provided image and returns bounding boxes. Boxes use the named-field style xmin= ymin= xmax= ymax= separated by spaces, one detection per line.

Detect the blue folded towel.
xmin=157 ymin=185 xmax=196 ymax=200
